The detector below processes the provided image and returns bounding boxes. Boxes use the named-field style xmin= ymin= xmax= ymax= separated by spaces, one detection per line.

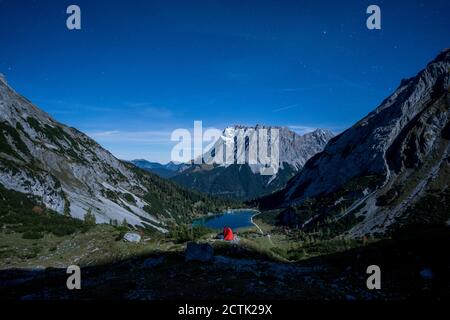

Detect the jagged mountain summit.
xmin=171 ymin=125 xmax=334 ymax=200
xmin=0 ymin=76 xmax=230 ymax=231
xmin=256 ymin=48 xmax=450 ymax=236
xmin=200 ymin=125 xmax=334 ymax=171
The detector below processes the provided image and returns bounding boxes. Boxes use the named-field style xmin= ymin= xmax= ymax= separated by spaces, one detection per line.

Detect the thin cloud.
xmin=36 ymin=99 xmax=116 ymax=114
xmin=87 ymin=130 xmax=172 ymax=144
xmin=126 ymin=103 xmax=173 ymax=118
xmin=91 ymin=130 xmax=121 ymax=137
xmin=43 ymin=100 xmax=175 ymax=118
xmin=273 ymin=104 xmax=298 ymax=112
xmin=279 ymin=85 xmax=326 ymax=92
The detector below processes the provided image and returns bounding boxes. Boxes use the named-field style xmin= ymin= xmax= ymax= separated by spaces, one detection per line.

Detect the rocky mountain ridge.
xmin=256 ymin=48 xmax=450 ymax=236
xmin=170 ymin=126 xmax=333 ymax=200
xmin=0 ymin=76 xmax=230 ymax=231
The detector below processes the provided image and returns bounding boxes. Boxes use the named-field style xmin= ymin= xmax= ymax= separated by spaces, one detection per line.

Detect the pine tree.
xmin=84 ymin=208 xmax=96 ymax=225
xmin=64 ymin=198 xmax=71 ymax=217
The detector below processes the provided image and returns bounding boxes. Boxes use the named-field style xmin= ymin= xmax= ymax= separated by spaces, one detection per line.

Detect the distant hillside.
xmin=0 ymin=76 xmax=234 ymax=232
xmin=130 ymin=159 xmax=186 ymax=178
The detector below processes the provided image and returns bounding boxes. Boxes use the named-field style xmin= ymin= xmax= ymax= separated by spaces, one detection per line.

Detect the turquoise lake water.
xmin=192 ymin=210 xmax=258 ymax=230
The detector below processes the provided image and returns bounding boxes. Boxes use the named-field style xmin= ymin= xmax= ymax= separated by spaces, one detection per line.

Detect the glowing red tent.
xmin=223 ymin=227 xmax=234 ymax=241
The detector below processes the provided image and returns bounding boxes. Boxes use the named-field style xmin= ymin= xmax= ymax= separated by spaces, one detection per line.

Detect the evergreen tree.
xmin=64 ymin=198 xmax=71 ymax=217
xmin=84 ymin=208 xmax=96 ymax=225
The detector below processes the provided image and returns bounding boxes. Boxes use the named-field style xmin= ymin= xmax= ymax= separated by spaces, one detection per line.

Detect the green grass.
xmin=0 ymin=185 xmax=214 ymax=269
xmin=0 ymin=177 xmax=437 ymax=271
xmin=237 ymin=212 xmax=374 ymax=262
xmin=167 ymin=224 xmax=215 ymax=243
xmin=0 ymin=224 xmax=172 ymax=269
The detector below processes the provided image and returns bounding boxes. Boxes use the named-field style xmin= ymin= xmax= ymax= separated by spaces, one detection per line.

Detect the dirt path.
xmin=250 ymin=213 xmax=263 ymax=234
xmin=251 ymin=213 xmax=274 ymax=245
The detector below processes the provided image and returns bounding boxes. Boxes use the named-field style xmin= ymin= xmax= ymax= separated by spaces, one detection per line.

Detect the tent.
xmin=223 ymin=227 xmax=234 ymax=241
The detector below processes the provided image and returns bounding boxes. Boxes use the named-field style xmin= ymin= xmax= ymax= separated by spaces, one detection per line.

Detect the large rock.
xmin=185 ymin=242 xmax=214 ymax=262
xmin=123 ymin=232 xmax=141 ymax=243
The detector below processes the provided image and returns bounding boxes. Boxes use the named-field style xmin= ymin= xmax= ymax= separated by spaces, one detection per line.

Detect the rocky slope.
xmin=256 ymin=49 xmax=450 ymax=236
xmin=171 ymin=126 xmax=333 ymax=200
xmin=0 ymin=75 xmax=231 ymax=231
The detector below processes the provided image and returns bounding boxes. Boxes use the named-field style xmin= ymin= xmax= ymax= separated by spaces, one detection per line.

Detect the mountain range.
xmin=255 ymin=48 xmax=450 ymax=236
xmin=1 ymin=49 xmax=449 ymax=301
xmin=133 ymin=126 xmax=333 ymax=200
xmin=129 ymin=160 xmax=187 ymax=178
xmin=1 ymin=49 xmax=449 ymax=238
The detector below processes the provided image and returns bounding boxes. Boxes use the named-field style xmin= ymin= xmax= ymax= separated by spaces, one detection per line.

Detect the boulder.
xmin=185 ymin=242 xmax=214 ymax=262
xmin=123 ymin=232 xmax=141 ymax=243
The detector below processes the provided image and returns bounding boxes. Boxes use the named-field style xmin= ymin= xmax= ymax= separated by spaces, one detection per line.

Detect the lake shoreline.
xmin=205 ymin=208 xmax=259 ymax=216
xmin=250 ymin=212 xmax=264 ymax=234
xmin=193 ymin=208 xmax=261 ymax=230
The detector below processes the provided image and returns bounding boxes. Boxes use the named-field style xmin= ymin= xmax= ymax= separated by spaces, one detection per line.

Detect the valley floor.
xmin=0 ymin=216 xmax=448 ymax=300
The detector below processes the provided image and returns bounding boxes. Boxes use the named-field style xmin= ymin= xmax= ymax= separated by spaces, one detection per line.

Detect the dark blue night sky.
xmin=0 ymin=0 xmax=449 ymax=162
